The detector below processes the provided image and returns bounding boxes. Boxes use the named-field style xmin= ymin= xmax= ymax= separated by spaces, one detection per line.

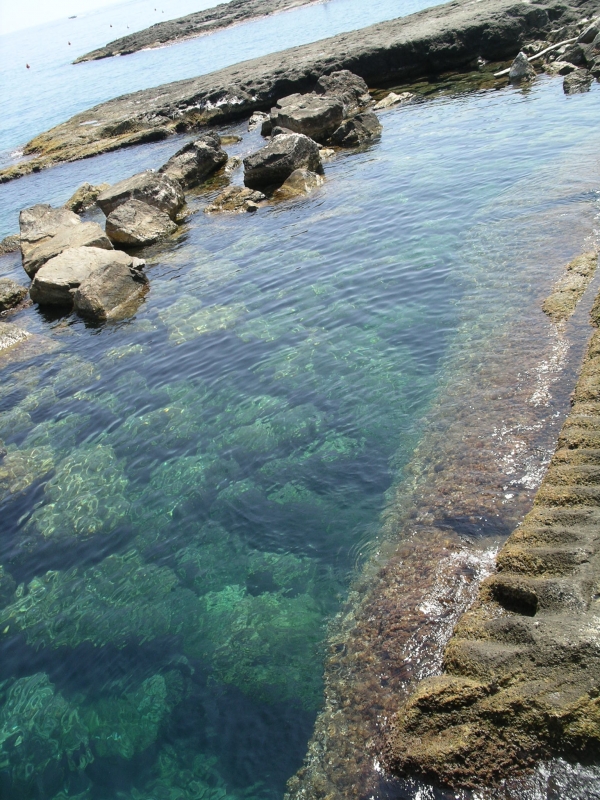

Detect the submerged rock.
xmin=19 ymin=203 xmax=112 ymax=277
xmin=270 ymin=93 xmax=344 ymax=142
xmin=0 ymin=321 xmax=30 ymax=352
xmin=563 ymin=68 xmax=593 ymax=92
xmin=105 ymin=198 xmax=177 ymax=246
xmin=97 ymin=170 xmax=185 ymax=219
xmin=330 ymin=111 xmax=383 ymax=147
xmin=64 ymin=181 xmax=110 ymax=213
xmin=30 ymin=246 xmax=145 ymax=307
xmin=374 ymin=91 xmax=414 ymax=109
xmin=0 ymin=234 xmax=20 ymax=255
xmin=244 ymin=133 xmax=323 ymax=190
xmin=0 ymin=278 xmax=27 ymax=311
xmin=72 ymin=259 xmax=148 ymax=321
xmin=314 ymin=69 xmax=372 ymax=116
xmin=508 ymin=51 xmax=536 ymax=82
xmin=204 ymin=185 xmax=266 ymax=213
xmin=273 ymin=168 xmax=324 ymax=200
xmin=159 ymin=132 xmax=227 ymax=187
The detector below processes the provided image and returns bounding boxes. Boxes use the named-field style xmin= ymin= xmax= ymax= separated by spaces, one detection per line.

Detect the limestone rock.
xmin=273 ymin=168 xmax=324 ymax=200
xmin=330 ymin=112 xmax=382 ymax=147
xmin=159 ymin=132 xmax=227 ymax=187
xmin=578 ymin=20 xmax=599 ymax=44
xmin=73 ymin=260 xmax=148 ymax=321
xmin=244 ymin=133 xmax=323 ymax=190
xmin=0 ymin=234 xmax=20 ymax=255
xmin=315 ymin=70 xmax=372 ymax=116
xmin=374 ymin=91 xmax=414 ymax=110
xmin=0 ymin=279 xmax=28 ymax=312
xmin=508 ymin=51 xmax=536 ymax=82
xmin=248 ymin=111 xmax=268 ymax=130
xmin=204 ymin=185 xmax=265 ymax=213
xmin=270 ymin=93 xmax=344 ymax=142
xmin=105 ymin=199 xmax=177 ymax=246
xmin=544 ymin=59 xmax=576 ymax=75
xmin=30 ymin=246 xmax=145 ymax=307
xmin=562 ymin=42 xmax=586 ymax=66
xmin=19 ymin=204 xmax=112 ymax=278
xmin=64 ymin=182 xmax=110 ymax=213
xmin=563 ymin=69 xmax=593 ymax=93
xmin=97 ymin=171 xmax=185 ymax=219
xmin=319 ymin=148 xmax=335 ymax=160
xmin=0 ymin=322 xmax=30 ymax=352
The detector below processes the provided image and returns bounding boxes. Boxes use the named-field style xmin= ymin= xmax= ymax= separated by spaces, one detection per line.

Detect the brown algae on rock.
xmin=542 ymin=250 xmax=598 ymax=321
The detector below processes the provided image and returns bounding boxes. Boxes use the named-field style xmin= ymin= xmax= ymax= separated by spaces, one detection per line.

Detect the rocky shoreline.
xmin=74 ymin=0 xmax=319 ymax=63
xmin=3 ymin=0 xmax=599 ymax=184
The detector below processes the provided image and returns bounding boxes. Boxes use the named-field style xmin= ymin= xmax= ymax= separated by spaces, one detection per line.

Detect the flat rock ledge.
xmin=4 ymin=0 xmax=595 ymax=183
xmin=385 ymin=295 xmax=600 ymax=789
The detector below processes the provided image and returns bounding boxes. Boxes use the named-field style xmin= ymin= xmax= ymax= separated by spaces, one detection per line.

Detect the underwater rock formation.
xmin=0 ymin=322 xmax=30 ymax=353
xmin=273 ymin=168 xmax=324 ymax=200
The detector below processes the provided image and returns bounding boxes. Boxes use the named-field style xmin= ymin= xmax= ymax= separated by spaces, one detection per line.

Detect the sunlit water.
xmin=0 ymin=4 xmax=600 ymax=798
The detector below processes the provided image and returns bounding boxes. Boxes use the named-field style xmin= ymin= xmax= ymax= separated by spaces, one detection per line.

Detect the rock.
xmin=590 ymin=58 xmax=600 ymax=77
xmin=72 ymin=261 xmax=148 ymax=321
xmin=319 ymin=148 xmax=335 ymax=159
xmin=224 ymin=155 xmax=242 ymax=176
xmin=271 ymin=125 xmax=296 ymax=137
xmin=330 ymin=112 xmax=383 ymax=147
xmin=0 ymin=279 xmax=28 ymax=312
xmin=64 ymin=182 xmax=110 ymax=213
xmin=220 ymin=134 xmax=241 ymax=145
xmin=261 ymin=116 xmax=274 ymax=137
xmin=577 ymin=20 xmax=599 ymax=44
xmin=19 ymin=204 xmax=113 ymax=278
xmin=273 ymin=168 xmax=324 ymax=200
xmin=314 ymin=70 xmax=372 ymax=115
xmin=243 ymin=133 xmax=323 ymax=190
xmin=374 ymin=91 xmax=414 ymax=110
xmin=562 ymin=42 xmax=586 ymax=65
xmin=508 ymin=51 xmax=536 ymax=81
xmin=159 ymin=133 xmax=227 ymax=188
xmin=563 ymin=68 xmax=593 ymax=93
xmin=270 ymin=93 xmax=344 ymax=142
xmin=0 ymin=234 xmax=20 ymax=255
xmin=204 ymin=186 xmax=265 ymax=213
xmin=97 ymin=171 xmax=185 ymax=220
xmin=105 ymin=199 xmax=177 ymax=246
xmin=30 ymin=247 xmax=145 ymax=307
xmin=0 ymin=322 xmax=30 ymax=352
xmin=544 ymin=59 xmax=577 ymax=75
xmin=583 ymin=31 xmax=600 ymax=65
xmin=248 ymin=111 xmax=269 ymax=130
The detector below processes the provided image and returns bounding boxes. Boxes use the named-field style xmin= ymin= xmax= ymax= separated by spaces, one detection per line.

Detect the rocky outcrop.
xmin=563 ymin=68 xmax=594 ymax=92
xmin=244 ymin=133 xmax=323 ymax=190
xmin=508 ymin=51 xmax=537 ymax=81
xmin=19 ymin=204 xmax=112 ymax=278
xmin=204 ymin=186 xmax=265 ymax=213
xmin=385 ymin=298 xmax=600 ymax=790
xmin=96 ymin=171 xmax=185 ymax=220
xmin=314 ymin=70 xmax=372 ymax=116
xmin=6 ymin=0 xmax=594 ymax=183
xmin=158 ymin=132 xmax=227 ymax=187
xmin=105 ymin=199 xmax=177 ymax=246
xmin=330 ymin=112 xmax=382 ymax=147
xmin=30 ymin=247 xmax=145 ymax=307
xmin=542 ymin=251 xmax=598 ymax=321
xmin=72 ymin=261 xmax=148 ymax=321
xmin=272 ymin=168 xmax=324 ymax=200
xmin=268 ymin=93 xmax=344 ymax=142
xmin=0 ymin=279 xmax=28 ymax=312
xmin=64 ymin=182 xmax=110 ymax=213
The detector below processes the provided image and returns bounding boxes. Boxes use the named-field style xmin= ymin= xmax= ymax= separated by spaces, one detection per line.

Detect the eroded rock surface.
xmin=314 ymin=70 xmax=372 ymax=116
xmin=0 ymin=234 xmax=20 ymax=255
xmin=204 ymin=185 xmax=265 ymax=213
xmin=0 ymin=279 xmax=28 ymax=312
xmin=105 ymin=199 xmax=177 ymax=246
xmin=508 ymin=51 xmax=537 ymax=81
xmin=385 ymin=300 xmax=600 ymax=789
xmin=97 ymin=171 xmax=184 ymax=220
xmin=330 ymin=111 xmax=382 ymax=147
xmin=244 ymin=133 xmax=323 ymax=190
xmin=273 ymin=168 xmax=324 ymax=200
xmin=65 ymin=182 xmax=110 ymax=213
xmin=73 ymin=261 xmax=148 ymax=321
xmin=543 ymin=251 xmax=598 ymax=321
xmin=159 ymin=132 xmax=227 ymax=187
xmin=270 ymin=94 xmax=344 ymax=142
xmin=0 ymin=322 xmax=30 ymax=352
xmin=563 ymin=68 xmax=594 ymax=92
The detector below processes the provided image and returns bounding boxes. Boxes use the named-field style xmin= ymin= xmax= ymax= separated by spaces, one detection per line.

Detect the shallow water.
xmin=1 ymin=25 xmax=600 ymax=800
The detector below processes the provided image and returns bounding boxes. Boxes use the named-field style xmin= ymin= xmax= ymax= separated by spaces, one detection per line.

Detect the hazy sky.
xmin=0 ymin=0 xmax=130 ymax=35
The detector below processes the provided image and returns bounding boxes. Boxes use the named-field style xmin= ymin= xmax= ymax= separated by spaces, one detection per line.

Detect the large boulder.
xmin=64 ymin=182 xmax=110 ymax=213
xmin=270 ymin=94 xmax=344 ymax=142
xmin=30 ymin=247 xmax=145 ymax=307
xmin=0 ymin=279 xmax=28 ymax=312
xmin=563 ymin=69 xmax=593 ymax=93
xmin=105 ymin=199 xmax=177 ymax=246
xmin=330 ymin=112 xmax=382 ymax=147
xmin=19 ymin=204 xmax=113 ymax=278
xmin=508 ymin=51 xmax=536 ymax=82
xmin=97 ymin=171 xmax=185 ymax=220
xmin=159 ymin=132 xmax=227 ymax=187
xmin=314 ymin=70 xmax=372 ymax=116
xmin=273 ymin=169 xmax=324 ymax=201
xmin=204 ymin=186 xmax=265 ymax=213
xmin=244 ymin=133 xmax=323 ymax=190
xmin=73 ymin=261 xmax=148 ymax=321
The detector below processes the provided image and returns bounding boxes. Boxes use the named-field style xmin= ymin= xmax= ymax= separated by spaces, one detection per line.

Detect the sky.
xmin=0 ymin=0 xmax=135 ymax=35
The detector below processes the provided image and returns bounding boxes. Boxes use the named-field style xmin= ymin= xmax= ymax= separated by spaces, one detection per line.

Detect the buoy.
xmin=26 ymin=63 xmax=30 ymax=69
xmin=68 ymin=41 xmax=71 ymax=45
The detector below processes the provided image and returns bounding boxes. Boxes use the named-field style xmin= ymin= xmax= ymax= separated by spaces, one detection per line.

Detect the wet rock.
xmin=248 ymin=111 xmax=269 ymax=130
xmin=374 ymin=91 xmax=414 ymax=109
xmin=544 ymin=59 xmax=577 ymax=75
xmin=204 ymin=185 xmax=266 ymax=213
xmin=330 ymin=111 xmax=383 ymax=147
xmin=319 ymin=147 xmax=335 ymax=159
xmin=273 ymin=168 xmax=324 ymax=200
xmin=508 ymin=51 xmax=536 ymax=81
xmin=583 ymin=31 xmax=600 ymax=65
xmin=563 ymin=68 xmax=593 ymax=92
xmin=159 ymin=132 xmax=227 ymax=187
xmin=0 ymin=278 xmax=27 ymax=312
xmin=0 ymin=322 xmax=30 ymax=352
xmin=244 ymin=133 xmax=323 ymax=190
xmin=591 ymin=58 xmax=600 ymax=77
xmin=271 ymin=125 xmax=295 ymax=137
xmin=30 ymin=246 xmax=145 ymax=307
xmin=105 ymin=199 xmax=177 ymax=246
xmin=19 ymin=204 xmax=112 ymax=278
xmin=577 ymin=20 xmax=599 ymax=43
xmin=0 ymin=234 xmax=20 ymax=255
xmin=542 ymin=251 xmax=598 ymax=321
xmin=562 ymin=42 xmax=586 ymax=66
xmin=97 ymin=171 xmax=185 ymax=220
xmin=270 ymin=93 xmax=344 ymax=142
xmin=314 ymin=70 xmax=372 ymax=116
xmin=64 ymin=181 xmax=110 ymax=213
xmin=73 ymin=259 xmax=148 ymax=321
